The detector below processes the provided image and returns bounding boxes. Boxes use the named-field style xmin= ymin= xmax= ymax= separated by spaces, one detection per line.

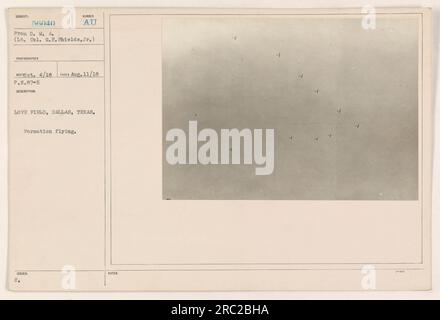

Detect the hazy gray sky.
xmin=162 ymin=16 xmax=419 ymax=200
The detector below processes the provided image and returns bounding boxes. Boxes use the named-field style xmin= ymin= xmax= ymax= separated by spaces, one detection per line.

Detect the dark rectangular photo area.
xmin=162 ymin=16 xmax=419 ymax=200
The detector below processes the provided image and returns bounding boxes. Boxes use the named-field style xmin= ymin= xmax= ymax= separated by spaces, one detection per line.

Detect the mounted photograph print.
xmin=7 ymin=7 xmax=432 ymax=291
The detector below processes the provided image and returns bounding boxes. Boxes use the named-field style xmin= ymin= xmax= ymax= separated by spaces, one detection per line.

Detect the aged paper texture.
xmin=8 ymin=7 xmax=432 ymax=291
